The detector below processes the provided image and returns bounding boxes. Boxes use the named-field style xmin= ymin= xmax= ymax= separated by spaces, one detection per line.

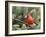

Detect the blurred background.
xmin=12 ymin=6 xmax=41 ymax=30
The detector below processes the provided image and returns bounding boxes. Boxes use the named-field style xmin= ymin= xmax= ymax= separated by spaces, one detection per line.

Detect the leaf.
xmin=34 ymin=22 xmax=41 ymax=29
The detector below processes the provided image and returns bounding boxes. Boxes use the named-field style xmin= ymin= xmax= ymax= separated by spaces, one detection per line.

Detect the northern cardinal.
xmin=24 ymin=12 xmax=36 ymax=26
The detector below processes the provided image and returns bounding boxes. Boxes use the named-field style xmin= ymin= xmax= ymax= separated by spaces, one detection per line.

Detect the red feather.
xmin=24 ymin=15 xmax=35 ymax=25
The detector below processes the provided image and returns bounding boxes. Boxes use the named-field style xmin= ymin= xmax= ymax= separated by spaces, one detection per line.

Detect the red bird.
xmin=24 ymin=12 xmax=36 ymax=26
